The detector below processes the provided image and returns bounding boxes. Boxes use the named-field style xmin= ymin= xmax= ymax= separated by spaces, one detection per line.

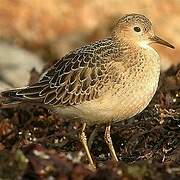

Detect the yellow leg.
xmin=80 ymin=123 xmax=96 ymax=168
xmin=104 ymin=125 xmax=118 ymax=162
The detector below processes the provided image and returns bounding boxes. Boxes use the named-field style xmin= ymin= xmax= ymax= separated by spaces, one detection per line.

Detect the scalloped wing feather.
xmin=1 ymin=38 xmax=120 ymax=106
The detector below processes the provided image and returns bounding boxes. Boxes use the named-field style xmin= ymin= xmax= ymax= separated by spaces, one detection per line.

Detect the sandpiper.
xmin=1 ymin=13 xmax=174 ymax=168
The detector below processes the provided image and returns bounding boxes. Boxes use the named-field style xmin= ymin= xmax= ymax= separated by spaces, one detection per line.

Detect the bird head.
xmin=112 ymin=13 xmax=175 ymax=49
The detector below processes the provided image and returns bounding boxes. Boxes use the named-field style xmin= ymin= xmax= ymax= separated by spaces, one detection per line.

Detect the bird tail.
xmin=1 ymin=79 xmax=54 ymax=105
xmin=1 ymin=88 xmax=26 ymax=103
xmin=0 ymin=83 xmax=46 ymax=104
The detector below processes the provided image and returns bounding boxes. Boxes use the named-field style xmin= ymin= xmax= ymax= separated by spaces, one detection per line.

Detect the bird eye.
xmin=134 ymin=26 xmax=141 ymax=32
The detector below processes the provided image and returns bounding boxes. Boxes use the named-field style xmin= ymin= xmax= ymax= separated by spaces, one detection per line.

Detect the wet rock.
xmin=0 ymin=81 xmax=11 ymax=92
xmin=0 ymin=42 xmax=44 ymax=88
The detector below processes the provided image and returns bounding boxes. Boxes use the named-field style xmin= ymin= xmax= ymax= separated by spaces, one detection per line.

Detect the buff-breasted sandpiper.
xmin=1 ymin=13 xmax=174 ymax=168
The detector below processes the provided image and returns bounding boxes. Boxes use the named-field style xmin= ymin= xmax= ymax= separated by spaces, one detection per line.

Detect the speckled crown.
xmin=117 ymin=13 xmax=152 ymax=32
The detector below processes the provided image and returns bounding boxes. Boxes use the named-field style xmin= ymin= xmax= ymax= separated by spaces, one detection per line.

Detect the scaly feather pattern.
xmin=2 ymin=38 xmax=121 ymax=106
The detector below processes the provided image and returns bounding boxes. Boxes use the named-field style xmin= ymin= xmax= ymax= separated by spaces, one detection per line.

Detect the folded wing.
xmin=1 ymin=50 xmax=113 ymax=106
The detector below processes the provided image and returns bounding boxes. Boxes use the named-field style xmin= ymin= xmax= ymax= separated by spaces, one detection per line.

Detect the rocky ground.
xmin=0 ymin=64 xmax=179 ymax=180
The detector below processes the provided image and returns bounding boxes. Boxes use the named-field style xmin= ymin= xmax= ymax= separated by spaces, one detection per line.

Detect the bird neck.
xmin=113 ymin=37 xmax=160 ymax=68
xmin=114 ymin=38 xmax=141 ymax=61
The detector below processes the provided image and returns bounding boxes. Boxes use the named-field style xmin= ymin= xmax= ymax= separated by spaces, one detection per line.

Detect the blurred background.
xmin=0 ymin=0 xmax=180 ymax=90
